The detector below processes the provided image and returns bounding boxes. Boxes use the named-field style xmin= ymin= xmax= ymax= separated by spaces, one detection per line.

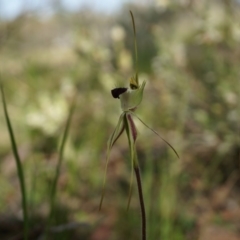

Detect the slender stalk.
xmin=124 ymin=113 xmax=146 ymax=239
xmin=134 ymin=165 xmax=146 ymax=240
xmin=1 ymin=84 xmax=29 ymax=240
xmin=130 ymin=10 xmax=139 ymax=84
xmin=46 ymin=95 xmax=76 ymax=232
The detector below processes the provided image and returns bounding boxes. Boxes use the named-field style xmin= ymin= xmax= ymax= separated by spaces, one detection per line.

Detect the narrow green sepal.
xmin=129 ymin=11 xmax=139 ymax=89
xmin=124 ymin=113 xmax=139 ymax=210
xmin=131 ymin=112 xmax=180 ymax=159
xmin=99 ymin=113 xmax=125 ymax=210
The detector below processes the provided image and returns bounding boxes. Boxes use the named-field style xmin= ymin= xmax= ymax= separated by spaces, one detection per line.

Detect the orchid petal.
xmin=108 ymin=112 xmax=125 ymax=149
xmin=99 ymin=113 xmax=125 ymax=210
xmin=120 ymin=80 xmax=146 ymax=111
xmin=124 ymin=113 xmax=138 ymax=209
xmin=131 ymin=113 xmax=180 ymax=159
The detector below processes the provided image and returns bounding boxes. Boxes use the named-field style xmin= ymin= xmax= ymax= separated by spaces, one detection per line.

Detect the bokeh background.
xmin=0 ymin=0 xmax=239 ymax=239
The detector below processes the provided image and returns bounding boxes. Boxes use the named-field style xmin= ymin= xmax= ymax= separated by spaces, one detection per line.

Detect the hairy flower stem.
xmin=134 ymin=165 xmax=146 ymax=240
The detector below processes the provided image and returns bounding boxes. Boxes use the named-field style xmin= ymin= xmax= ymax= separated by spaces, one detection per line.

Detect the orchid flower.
xmin=99 ymin=11 xmax=179 ymax=240
xmin=99 ymin=12 xmax=179 ymax=214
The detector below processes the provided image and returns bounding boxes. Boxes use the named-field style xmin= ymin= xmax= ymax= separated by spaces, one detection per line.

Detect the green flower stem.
xmin=134 ymin=164 xmax=146 ymax=240
xmin=124 ymin=113 xmax=146 ymax=239
xmin=1 ymin=84 xmax=29 ymax=240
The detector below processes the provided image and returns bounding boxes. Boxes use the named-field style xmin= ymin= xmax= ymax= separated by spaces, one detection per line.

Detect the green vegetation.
xmin=0 ymin=1 xmax=239 ymax=239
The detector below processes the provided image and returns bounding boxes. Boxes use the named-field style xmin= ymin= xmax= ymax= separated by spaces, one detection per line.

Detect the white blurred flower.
xmin=111 ymin=25 xmax=126 ymax=42
xmin=26 ymin=93 xmax=68 ymax=134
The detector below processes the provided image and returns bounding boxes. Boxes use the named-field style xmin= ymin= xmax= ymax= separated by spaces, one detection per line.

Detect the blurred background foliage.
xmin=0 ymin=0 xmax=239 ymax=239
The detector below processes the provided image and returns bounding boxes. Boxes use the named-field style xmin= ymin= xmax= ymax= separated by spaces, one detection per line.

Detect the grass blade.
xmin=47 ymin=95 xmax=77 ymax=227
xmin=0 ymin=84 xmax=29 ymax=240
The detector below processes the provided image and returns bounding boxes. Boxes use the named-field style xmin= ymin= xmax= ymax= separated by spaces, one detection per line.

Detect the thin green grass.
xmin=0 ymin=83 xmax=29 ymax=240
xmin=46 ymin=94 xmax=77 ymax=233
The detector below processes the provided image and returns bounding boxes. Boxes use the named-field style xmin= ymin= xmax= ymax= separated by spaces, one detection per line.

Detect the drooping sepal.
xmin=99 ymin=113 xmax=125 ymax=210
xmin=124 ymin=113 xmax=139 ymax=209
xmin=131 ymin=112 xmax=180 ymax=159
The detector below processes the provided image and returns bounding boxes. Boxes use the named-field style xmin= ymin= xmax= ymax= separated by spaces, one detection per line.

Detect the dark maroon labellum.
xmin=111 ymin=88 xmax=127 ymax=99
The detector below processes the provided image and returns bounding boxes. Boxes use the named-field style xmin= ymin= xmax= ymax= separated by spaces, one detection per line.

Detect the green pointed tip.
xmin=129 ymin=10 xmax=139 ymax=88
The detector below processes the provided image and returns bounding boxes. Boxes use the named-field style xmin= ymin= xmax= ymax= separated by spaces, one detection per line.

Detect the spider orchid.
xmin=99 ymin=12 xmax=179 ymax=214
